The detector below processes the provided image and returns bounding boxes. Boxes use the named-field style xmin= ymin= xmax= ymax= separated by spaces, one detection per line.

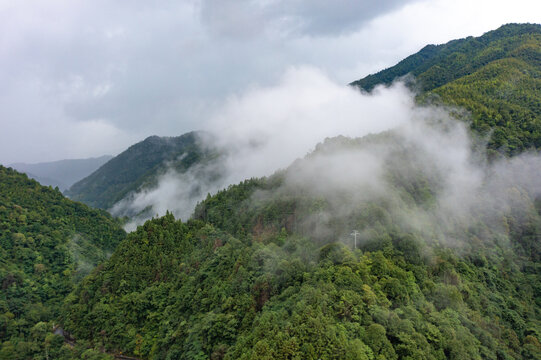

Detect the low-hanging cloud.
xmin=110 ymin=64 xmax=541 ymax=256
xmin=112 ymin=66 xmax=417 ymax=227
xmin=207 ymin=67 xmax=416 ymax=181
xmin=258 ymin=110 xmax=541 ymax=254
xmin=112 ymin=159 xmax=227 ymax=231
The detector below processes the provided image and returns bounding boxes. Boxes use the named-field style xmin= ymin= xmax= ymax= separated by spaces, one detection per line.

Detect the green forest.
xmin=351 ymin=23 xmax=541 ymax=155
xmin=1 ymin=23 xmax=541 ymax=360
xmin=0 ymin=167 xmax=125 ymax=359
xmin=60 ymin=129 xmax=541 ymax=360
xmin=66 ymin=132 xmax=214 ymax=211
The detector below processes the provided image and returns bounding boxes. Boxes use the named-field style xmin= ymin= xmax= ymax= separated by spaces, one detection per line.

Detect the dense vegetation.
xmin=62 ymin=132 xmax=541 ymax=359
xmin=2 ymin=24 xmax=540 ymax=360
xmin=0 ymin=166 xmax=126 ymax=359
xmin=351 ymin=23 xmax=541 ymax=155
xmin=66 ymin=132 xmax=215 ymax=210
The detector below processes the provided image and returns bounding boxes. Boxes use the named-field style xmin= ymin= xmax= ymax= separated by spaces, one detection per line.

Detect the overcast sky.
xmin=0 ymin=0 xmax=539 ymax=164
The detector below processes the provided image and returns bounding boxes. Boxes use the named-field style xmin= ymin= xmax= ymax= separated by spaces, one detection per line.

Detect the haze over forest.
xmin=1 ymin=2 xmax=541 ymax=360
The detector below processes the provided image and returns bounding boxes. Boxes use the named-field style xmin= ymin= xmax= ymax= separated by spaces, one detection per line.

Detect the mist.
xmin=111 ymin=65 xmax=541 ymax=252
xmin=256 ymin=111 xmax=541 ymax=254
xmin=113 ymin=66 xmax=416 ymax=229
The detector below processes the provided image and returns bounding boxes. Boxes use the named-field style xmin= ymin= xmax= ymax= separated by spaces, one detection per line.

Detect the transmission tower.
xmin=351 ymin=230 xmax=359 ymax=249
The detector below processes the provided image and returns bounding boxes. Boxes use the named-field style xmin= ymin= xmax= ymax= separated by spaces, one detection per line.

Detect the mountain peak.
xmin=66 ymin=130 xmax=212 ymax=210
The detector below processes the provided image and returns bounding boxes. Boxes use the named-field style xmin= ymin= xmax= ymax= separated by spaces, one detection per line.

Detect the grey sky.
xmin=0 ymin=0 xmax=539 ymax=164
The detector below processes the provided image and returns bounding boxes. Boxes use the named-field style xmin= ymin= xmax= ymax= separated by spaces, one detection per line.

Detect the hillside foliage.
xmin=0 ymin=166 xmax=126 ymax=359
xmin=66 ymin=132 xmax=215 ymax=210
xmin=351 ymin=23 xmax=541 ymax=155
xmin=2 ymin=23 xmax=541 ymax=360
xmin=62 ymin=133 xmax=541 ymax=360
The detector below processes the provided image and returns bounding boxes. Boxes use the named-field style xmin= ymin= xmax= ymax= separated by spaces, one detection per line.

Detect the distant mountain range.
xmin=10 ymin=155 xmax=113 ymax=191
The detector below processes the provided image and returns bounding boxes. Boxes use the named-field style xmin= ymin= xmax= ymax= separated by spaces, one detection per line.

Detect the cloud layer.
xmin=113 ymin=65 xmax=541 ymax=249
xmin=200 ymin=0 xmax=410 ymax=37
xmin=1 ymin=0 xmax=538 ymax=164
xmin=114 ymin=67 xmax=415 ymax=228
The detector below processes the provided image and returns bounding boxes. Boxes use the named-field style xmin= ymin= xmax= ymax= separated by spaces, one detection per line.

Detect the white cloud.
xmin=205 ymin=66 xmax=414 ymax=181
xmin=110 ymin=68 xmax=417 ymax=226
xmin=0 ymin=0 xmax=539 ymax=164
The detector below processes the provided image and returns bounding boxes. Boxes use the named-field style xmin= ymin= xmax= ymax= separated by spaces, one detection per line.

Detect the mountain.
xmin=9 ymin=25 xmax=539 ymax=359
xmin=0 ymin=166 xmax=126 ymax=359
xmin=62 ymin=126 xmax=541 ymax=359
xmin=65 ymin=132 xmax=218 ymax=211
xmin=10 ymin=155 xmax=113 ymax=191
xmin=351 ymin=23 xmax=541 ymax=155
xmin=70 ymin=23 xmax=541 ymax=220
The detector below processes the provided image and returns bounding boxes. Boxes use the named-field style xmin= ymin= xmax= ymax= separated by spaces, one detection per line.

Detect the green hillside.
xmin=62 ymin=131 xmax=541 ymax=360
xmin=0 ymin=166 xmax=126 ymax=359
xmin=7 ymin=24 xmax=539 ymax=360
xmin=351 ymin=23 xmax=541 ymax=155
xmin=66 ymin=132 xmax=216 ymax=210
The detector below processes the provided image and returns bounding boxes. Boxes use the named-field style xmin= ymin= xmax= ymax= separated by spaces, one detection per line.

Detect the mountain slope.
xmin=66 ymin=132 xmax=216 ymax=210
xmin=63 ymin=128 xmax=541 ymax=359
xmin=0 ymin=166 xmax=126 ymax=359
xmin=57 ymin=25 xmax=541 ymax=359
xmin=66 ymin=24 xmax=541 ymax=216
xmin=351 ymin=23 xmax=541 ymax=154
xmin=10 ymin=155 xmax=113 ymax=191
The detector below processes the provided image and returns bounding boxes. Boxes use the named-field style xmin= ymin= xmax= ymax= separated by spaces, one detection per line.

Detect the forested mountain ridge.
xmin=350 ymin=23 xmax=540 ymax=92
xmin=65 ymin=24 xmax=541 ymax=216
xmin=0 ymin=166 xmax=126 ymax=359
xmin=351 ymin=23 xmax=541 ymax=154
xmin=3 ymin=24 xmax=540 ymax=360
xmin=62 ymin=126 xmax=541 ymax=359
xmin=66 ymin=132 xmax=215 ymax=210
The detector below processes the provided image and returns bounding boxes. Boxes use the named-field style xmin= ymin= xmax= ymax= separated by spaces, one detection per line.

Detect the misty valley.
xmin=1 ymin=23 xmax=541 ymax=360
